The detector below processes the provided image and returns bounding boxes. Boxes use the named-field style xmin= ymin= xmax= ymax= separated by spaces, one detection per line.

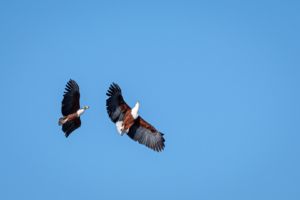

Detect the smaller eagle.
xmin=58 ymin=79 xmax=89 ymax=137
xmin=106 ymin=83 xmax=165 ymax=152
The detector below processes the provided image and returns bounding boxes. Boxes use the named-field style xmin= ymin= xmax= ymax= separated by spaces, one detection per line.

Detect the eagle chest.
xmin=67 ymin=113 xmax=79 ymax=122
xmin=123 ymin=110 xmax=135 ymax=129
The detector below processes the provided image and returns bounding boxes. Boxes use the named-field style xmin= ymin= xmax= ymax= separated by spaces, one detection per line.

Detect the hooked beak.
xmin=85 ymin=106 xmax=89 ymax=109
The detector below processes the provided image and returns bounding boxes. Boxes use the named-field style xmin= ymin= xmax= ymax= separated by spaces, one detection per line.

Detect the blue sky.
xmin=1 ymin=0 xmax=299 ymax=199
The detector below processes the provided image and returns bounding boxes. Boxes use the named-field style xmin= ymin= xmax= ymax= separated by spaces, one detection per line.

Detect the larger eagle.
xmin=106 ymin=83 xmax=165 ymax=152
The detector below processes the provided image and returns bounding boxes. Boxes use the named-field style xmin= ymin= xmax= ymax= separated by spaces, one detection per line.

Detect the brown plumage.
xmin=123 ymin=111 xmax=135 ymax=129
xmin=106 ymin=83 xmax=165 ymax=152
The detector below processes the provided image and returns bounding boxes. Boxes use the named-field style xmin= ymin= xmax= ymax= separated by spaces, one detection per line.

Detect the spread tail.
xmin=58 ymin=116 xmax=68 ymax=126
xmin=116 ymin=121 xmax=126 ymax=136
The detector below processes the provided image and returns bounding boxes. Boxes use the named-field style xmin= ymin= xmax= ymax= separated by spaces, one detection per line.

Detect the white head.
xmin=131 ymin=101 xmax=140 ymax=119
xmin=134 ymin=101 xmax=139 ymax=109
xmin=82 ymin=106 xmax=89 ymax=110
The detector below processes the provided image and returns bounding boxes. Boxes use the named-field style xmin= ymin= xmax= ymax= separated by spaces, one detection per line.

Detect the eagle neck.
xmin=77 ymin=108 xmax=85 ymax=117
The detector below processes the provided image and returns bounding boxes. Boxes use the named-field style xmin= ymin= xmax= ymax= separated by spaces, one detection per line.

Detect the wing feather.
xmin=62 ymin=79 xmax=80 ymax=116
xmin=106 ymin=83 xmax=131 ymax=123
xmin=62 ymin=117 xmax=81 ymax=137
xmin=127 ymin=117 xmax=165 ymax=152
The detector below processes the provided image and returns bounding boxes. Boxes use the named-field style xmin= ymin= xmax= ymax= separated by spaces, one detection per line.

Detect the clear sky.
xmin=1 ymin=0 xmax=299 ymax=199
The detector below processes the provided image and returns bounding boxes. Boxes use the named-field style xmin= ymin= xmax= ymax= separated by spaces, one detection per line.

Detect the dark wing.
xmin=127 ymin=117 xmax=165 ymax=152
xmin=62 ymin=118 xmax=81 ymax=137
xmin=62 ymin=79 xmax=80 ymax=116
xmin=106 ymin=83 xmax=131 ymax=123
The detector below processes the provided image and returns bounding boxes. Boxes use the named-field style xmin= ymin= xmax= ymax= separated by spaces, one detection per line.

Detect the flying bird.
xmin=58 ymin=79 xmax=89 ymax=137
xmin=106 ymin=83 xmax=165 ymax=152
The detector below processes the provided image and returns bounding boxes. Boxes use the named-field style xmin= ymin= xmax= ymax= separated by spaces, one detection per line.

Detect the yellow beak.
xmin=85 ymin=106 xmax=89 ymax=109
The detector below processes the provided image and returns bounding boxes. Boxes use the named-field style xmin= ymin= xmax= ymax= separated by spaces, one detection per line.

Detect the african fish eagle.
xmin=106 ymin=83 xmax=165 ymax=152
xmin=58 ymin=79 xmax=89 ymax=137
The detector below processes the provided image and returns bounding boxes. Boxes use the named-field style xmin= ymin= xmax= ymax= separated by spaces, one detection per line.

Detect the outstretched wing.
xmin=62 ymin=79 xmax=80 ymax=116
xmin=106 ymin=83 xmax=131 ymax=123
xmin=127 ymin=117 xmax=165 ymax=152
xmin=62 ymin=117 xmax=81 ymax=137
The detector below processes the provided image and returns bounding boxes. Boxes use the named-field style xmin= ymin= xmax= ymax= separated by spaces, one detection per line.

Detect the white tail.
xmin=58 ymin=116 xmax=68 ymax=126
xmin=116 ymin=121 xmax=126 ymax=136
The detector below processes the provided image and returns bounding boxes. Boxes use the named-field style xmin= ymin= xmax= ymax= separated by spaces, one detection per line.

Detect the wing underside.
xmin=62 ymin=79 xmax=80 ymax=116
xmin=106 ymin=83 xmax=130 ymax=123
xmin=127 ymin=117 xmax=165 ymax=152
